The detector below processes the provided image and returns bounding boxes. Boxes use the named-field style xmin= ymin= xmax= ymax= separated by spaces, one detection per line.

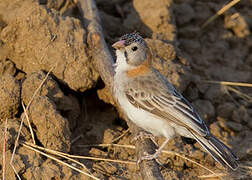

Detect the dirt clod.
xmin=0 ymin=74 xmax=20 ymax=120
xmin=22 ymin=71 xmax=80 ymax=130
xmin=0 ymin=0 xmax=99 ymax=92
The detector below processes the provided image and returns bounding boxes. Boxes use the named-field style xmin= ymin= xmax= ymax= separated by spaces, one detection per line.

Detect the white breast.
xmin=113 ymin=50 xmax=176 ymax=139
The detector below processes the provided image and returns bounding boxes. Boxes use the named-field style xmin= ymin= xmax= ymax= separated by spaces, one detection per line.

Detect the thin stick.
xmin=2 ymin=118 xmax=8 ymax=180
xmin=77 ymin=143 xmax=135 ymax=149
xmin=10 ymin=104 xmax=25 ymax=180
xmin=202 ymin=80 xmax=252 ymax=88
xmin=111 ymin=129 xmax=130 ymax=143
xmin=226 ymin=86 xmax=252 ymax=102
xmin=24 ymin=142 xmax=92 ymax=173
xmin=26 ymin=65 xmax=56 ymax=109
xmin=25 ymin=142 xmax=135 ymax=165
xmin=70 ymin=134 xmax=84 ymax=145
xmin=39 ymin=35 xmax=57 ymax=62
xmin=239 ymin=165 xmax=252 ymax=170
xmin=65 ymin=154 xmax=136 ymax=165
xmin=22 ymin=101 xmax=35 ymax=144
xmin=77 ymin=143 xmax=219 ymax=176
xmin=162 ymin=150 xmax=219 ymax=177
xmin=198 ymin=173 xmax=226 ymax=178
xmin=201 ymin=0 xmax=241 ymax=29
xmin=22 ymin=143 xmax=100 ymax=180
xmin=10 ymin=65 xmax=56 ymax=178
xmin=10 ymin=163 xmax=21 ymax=180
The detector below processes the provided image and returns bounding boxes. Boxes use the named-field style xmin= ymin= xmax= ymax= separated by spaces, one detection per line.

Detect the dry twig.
xmin=226 ymin=86 xmax=252 ymax=102
xmin=198 ymin=173 xmax=226 ymax=179
xmin=21 ymin=101 xmax=35 ymax=144
xmin=24 ymin=142 xmax=92 ymax=173
xmin=201 ymin=0 xmax=241 ymax=29
xmin=202 ymin=80 xmax=252 ymax=88
xmin=22 ymin=143 xmax=100 ymax=180
xmin=10 ymin=65 xmax=56 ymax=179
xmin=77 ymin=143 xmax=221 ymax=177
xmin=111 ymin=129 xmax=130 ymax=143
xmin=24 ymin=143 xmax=135 ymax=165
xmin=2 ymin=118 xmax=8 ymax=180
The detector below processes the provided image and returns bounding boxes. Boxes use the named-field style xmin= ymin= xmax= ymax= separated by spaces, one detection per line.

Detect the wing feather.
xmin=125 ymin=70 xmax=209 ymax=136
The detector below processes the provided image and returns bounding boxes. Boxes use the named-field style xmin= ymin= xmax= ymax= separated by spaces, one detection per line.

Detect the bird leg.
xmin=131 ymin=131 xmax=158 ymax=147
xmin=140 ymin=138 xmax=170 ymax=161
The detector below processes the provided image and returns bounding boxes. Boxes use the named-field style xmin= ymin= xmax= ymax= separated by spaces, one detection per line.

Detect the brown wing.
xmin=125 ymin=69 xmax=209 ymax=136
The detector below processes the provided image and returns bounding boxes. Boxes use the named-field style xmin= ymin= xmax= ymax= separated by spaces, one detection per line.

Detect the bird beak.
xmin=112 ymin=40 xmax=125 ymax=49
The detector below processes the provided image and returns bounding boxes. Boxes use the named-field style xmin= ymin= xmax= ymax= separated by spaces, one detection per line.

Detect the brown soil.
xmin=0 ymin=0 xmax=251 ymax=179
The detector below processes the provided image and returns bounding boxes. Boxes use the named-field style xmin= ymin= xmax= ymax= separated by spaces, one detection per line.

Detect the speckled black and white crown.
xmin=120 ymin=32 xmax=144 ymax=46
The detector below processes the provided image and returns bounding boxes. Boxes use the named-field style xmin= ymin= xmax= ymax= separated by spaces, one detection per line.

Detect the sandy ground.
xmin=0 ymin=0 xmax=251 ymax=179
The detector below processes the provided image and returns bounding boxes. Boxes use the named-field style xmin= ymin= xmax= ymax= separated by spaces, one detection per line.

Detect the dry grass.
xmin=77 ymin=143 xmax=223 ymax=178
xmin=21 ymin=101 xmax=35 ymax=144
xmin=23 ymin=142 xmax=135 ymax=165
xmin=201 ymin=0 xmax=241 ymax=29
xmin=10 ymin=65 xmax=56 ymax=180
xmin=22 ymin=142 xmax=100 ymax=180
xmin=8 ymin=63 xmax=101 ymax=180
xmin=2 ymin=118 xmax=8 ymax=180
xmin=226 ymin=86 xmax=252 ymax=102
xmin=111 ymin=129 xmax=130 ymax=143
xmin=203 ymin=80 xmax=252 ymax=88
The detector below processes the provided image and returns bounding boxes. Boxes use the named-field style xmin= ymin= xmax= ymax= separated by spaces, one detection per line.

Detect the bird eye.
xmin=131 ymin=46 xmax=138 ymax=51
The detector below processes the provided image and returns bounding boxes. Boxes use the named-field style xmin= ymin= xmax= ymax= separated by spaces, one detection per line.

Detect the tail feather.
xmin=190 ymin=131 xmax=238 ymax=170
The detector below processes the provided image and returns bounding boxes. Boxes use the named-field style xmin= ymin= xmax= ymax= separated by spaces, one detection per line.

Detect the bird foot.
xmin=137 ymin=150 xmax=162 ymax=165
xmin=141 ymin=151 xmax=159 ymax=160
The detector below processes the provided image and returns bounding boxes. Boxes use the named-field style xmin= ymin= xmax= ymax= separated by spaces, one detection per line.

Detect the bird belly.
xmin=117 ymin=94 xmax=176 ymax=139
xmin=114 ymin=71 xmax=176 ymax=139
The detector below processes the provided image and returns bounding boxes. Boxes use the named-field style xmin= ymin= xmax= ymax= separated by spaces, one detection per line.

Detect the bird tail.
xmin=190 ymin=131 xmax=238 ymax=170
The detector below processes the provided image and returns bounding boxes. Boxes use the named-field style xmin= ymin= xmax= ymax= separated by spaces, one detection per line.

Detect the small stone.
xmin=195 ymin=82 xmax=209 ymax=94
xmin=180 ymin=39 xmax=201 ymax=54
xmin=0 ymin=74 xmax=20 ymax=120
xmin=192 ymin=99 xmax=215 ymax=120
xmin=0 ymin=59 xmax=16 ymax=76
xmin=103 ymin=129 xmax=117 ymax=144
xmin=178 ymin=26 xmax=201 ymax=38
xmin=247 ymin=119 xmax=252 ymax=129
xmin=89 ymin=148 xmax=108 ymax=157
xmin=204 ymin=85 xmax=228 ymax=104
xmin=224 ymin=13 xmax=250 ymax=38
xmin=175 ymin=3 xmax=195 ymax=26
xmin=209 ymin=121 xmax=223 ymax=138
xmin=232 ymin=131 xmax=252 ymax=159
xmin=225 ymin=121 xmax=243 ymax=132
xmin=245 ymin=54 xmax=252 ymax=67
xmin=98 ymin=162 xmax=118 ymax=174
xmin=28 ymin=96 xmax=71 ymax=152
xmin=22 ymin=71 xmax=80 ymax=130
xmin=232 ymin=105 xmax=250 ymax=123
xmin=217 ymin=102 xmax=235 ymax=119
xmin=183 ymin=83 xmax=199 ymax=101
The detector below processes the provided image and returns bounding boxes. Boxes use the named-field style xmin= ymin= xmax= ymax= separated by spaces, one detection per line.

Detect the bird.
xmin=112 ymin=32 xmax=238 ymax=170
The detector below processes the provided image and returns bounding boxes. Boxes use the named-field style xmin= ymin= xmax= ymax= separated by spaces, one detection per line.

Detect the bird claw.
xmin=137 ymin=151 xmax=164 ymax=167
xmin=142 ymin=152 xmax=159 ymax=160
xmin=137 ymin=151 xmax=159 ymax=165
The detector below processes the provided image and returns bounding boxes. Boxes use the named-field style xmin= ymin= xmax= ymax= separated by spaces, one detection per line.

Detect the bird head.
xmin=112 ymin=32 xmax=151 ymax=71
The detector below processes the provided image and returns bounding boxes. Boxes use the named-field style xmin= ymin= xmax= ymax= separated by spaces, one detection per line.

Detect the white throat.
xmin=114 ymin=50 xmax=133 ymax=74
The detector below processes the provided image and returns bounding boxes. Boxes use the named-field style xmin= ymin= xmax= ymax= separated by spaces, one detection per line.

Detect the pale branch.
xmin=77 ymin=0 xmax=164 ymax=179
